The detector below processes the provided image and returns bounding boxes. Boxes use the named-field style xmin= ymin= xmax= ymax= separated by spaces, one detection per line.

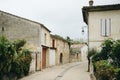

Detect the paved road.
xmin=20 ymin=61 xmax=91 ymax=80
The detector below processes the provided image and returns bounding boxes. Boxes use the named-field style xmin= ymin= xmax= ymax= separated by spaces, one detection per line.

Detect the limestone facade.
xmin=50 ymin=35 xmax=70 ymax=65
xmin=82 ymin=4 xmax=120 ymax=51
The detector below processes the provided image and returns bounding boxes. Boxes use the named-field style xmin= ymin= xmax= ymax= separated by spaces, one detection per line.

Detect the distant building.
xmin=50 ymin=34 xmax=70 ymax=65
xmin=82 ymin=4 xmax=120 ymax=51
xmin=81 ymin=44 xmax=88 ymax=61
xmin=70 ymin=43 xmax=88 ymax=62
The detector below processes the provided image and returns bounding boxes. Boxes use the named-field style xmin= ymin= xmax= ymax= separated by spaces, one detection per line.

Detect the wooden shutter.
xmin=106 ymin=19 xmax=111 ymax=36
xmin=101 ymin=19 xmax=105 ymax=36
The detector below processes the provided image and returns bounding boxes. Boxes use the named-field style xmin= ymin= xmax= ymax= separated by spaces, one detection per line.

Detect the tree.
xmin=66 ymin=36 xmax=71 ymax=49
xmin=0 ymin=36 xmax=32 ymax=79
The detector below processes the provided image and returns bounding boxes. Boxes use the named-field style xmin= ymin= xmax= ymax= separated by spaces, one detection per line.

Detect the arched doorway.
xmin=77 ymin=53 xmax=79 ymax=59
xmin=60 ymin=53 xmax=63 ymax=64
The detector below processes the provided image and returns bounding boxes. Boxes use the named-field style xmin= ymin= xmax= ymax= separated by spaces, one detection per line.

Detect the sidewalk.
xmin=20 ymin=61 xmax=91 ymax=80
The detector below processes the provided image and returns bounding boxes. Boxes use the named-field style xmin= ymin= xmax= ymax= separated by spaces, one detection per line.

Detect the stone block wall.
xmin=56 ymin=39 xmax=70 ymax=65
xmin=0 ymin=11 xmax=40 ymax=47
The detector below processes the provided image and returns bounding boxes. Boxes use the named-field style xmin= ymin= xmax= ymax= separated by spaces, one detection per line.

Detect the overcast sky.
xmin=0 ymin=0 xmax=120 ymax=39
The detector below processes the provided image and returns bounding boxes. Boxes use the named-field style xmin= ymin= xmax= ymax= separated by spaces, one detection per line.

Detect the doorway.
xmin=60 ymin=53 xmax=63 ymax=64
xmin=42 ymin=48 xmax=47 ymax=69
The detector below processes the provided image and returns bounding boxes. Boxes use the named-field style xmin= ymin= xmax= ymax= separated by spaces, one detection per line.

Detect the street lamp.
xmin=82 ymin=27 xmax=84 ymax=35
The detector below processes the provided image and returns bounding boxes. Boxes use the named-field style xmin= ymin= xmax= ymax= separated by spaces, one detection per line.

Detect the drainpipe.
xmin=88 ymin=15 xmax=90 ymax=72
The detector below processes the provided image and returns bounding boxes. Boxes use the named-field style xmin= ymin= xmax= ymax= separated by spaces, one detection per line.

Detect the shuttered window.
xmin=101 ymin=19 xmax=111 ymax=37
xmin=106 ymin=19 xmax=111 ymax=36
xmin=101 ymin=19 xmax=106 ymax=36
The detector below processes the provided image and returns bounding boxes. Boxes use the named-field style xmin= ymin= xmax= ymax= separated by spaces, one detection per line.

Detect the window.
xmin=52 ymin=39 xmax=55 ymax=48
xmin=2 ymin=27 xmax=4 ymax=31
xmin=101 ymin=18 xmax=111 ymax=37
xmin=44 ymin=33 xmax=46 ymax=44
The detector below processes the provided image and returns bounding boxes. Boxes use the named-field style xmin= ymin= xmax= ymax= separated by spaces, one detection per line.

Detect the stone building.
xmin=70 ymin=43 xmax=88 ymax=62
xmin=0 ymin=10 xmax=51 ymax=72
xmin=81 ymin=44 xmax=88 ymax=61
xmin=70 ymin=44 xmax=81 ymax=62
xmin=0 ymin=10 xmax=70 ymax=73
xmin=50 ymin=34 xmax=70 ymax=66
xmin=82 ymin=3 xmax=120 ymax=51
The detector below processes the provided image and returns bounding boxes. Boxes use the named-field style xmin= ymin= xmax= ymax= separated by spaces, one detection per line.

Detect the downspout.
xmin=88 ymin=24 xmax=90 ymax=72
xmin=87 ymin=12 xmax=90 ymax=72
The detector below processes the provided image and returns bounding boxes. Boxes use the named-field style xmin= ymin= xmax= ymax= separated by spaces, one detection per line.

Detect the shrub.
xmin=94 ymin=60 xmax=115 ymax=80
xmin=111 ymin=40 xmax=120 ymax=67
xmin=13 ymin=39 xmax=26 ymax=52
xmin=11 ymin=49 xmax=32 ymax=78
xmin=114 ymin=68 xmax=120 ymax=80
xmin=0 ymin=36 xmax=32 ymax=79
xmin=100 ymin=39 xmax=114 ymax=60
xmin=92 ymin=39 xmax=120 ymax=80
xmin=0 ymin=36 xmax=15 ymax=78
xmin=87 ymin=49 xmax=97 ymax=59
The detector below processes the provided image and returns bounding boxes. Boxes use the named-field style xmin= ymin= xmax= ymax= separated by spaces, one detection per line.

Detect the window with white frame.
xmin=101 ymin=18 xmax=111 ymax=37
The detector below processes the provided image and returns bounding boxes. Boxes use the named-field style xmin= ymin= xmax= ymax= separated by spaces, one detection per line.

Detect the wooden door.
xmin=42 ymin=48 xmax=46 ymax=69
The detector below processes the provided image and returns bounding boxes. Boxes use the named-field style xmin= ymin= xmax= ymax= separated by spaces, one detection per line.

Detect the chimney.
xmin=89 ymin=0 xmax=94 ymax=6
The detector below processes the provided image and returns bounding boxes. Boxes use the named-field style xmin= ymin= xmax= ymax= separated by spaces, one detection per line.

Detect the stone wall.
xmin=0 ymin=11 xmax=45 ymax=71
xmin=55 ymin=39 xmax=70 ymax=65
xmin=50 ymin=35 xmax=70 ymax=65
xmin=0 ymin=11 xmax=41 ymax=47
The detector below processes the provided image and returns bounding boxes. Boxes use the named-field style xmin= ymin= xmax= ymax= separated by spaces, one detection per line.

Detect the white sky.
xmin=0 ymin=0 xmax=120 ymax=39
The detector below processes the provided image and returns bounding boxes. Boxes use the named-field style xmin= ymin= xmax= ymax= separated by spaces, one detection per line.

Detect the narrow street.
xmin=20 ymin=61 xmax=91 ymax=80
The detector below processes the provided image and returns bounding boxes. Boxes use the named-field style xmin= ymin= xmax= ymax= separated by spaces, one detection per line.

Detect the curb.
xmin=90 ymin=73 xmax=96 ymax=80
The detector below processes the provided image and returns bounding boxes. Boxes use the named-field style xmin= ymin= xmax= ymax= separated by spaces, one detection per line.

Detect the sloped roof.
xmin=0 ymin=10 xmax=51 ymax=32
xmin=50 ymin=34 xmax=67 ymax=42
xmin=71 ymin=44 xmax=84 ymax=49
xmin=82 ymin=4 xmax=120 ymax=24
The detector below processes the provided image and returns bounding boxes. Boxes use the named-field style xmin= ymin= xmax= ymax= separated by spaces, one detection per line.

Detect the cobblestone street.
xmin=20 ymin=61 xmax=91 ymax=80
